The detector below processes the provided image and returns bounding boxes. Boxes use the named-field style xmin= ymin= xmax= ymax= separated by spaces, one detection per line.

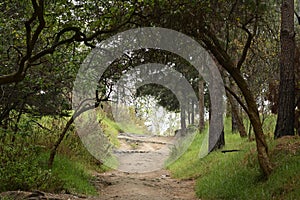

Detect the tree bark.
xmin=229 ymin=79 xmax=240 ymax=133
xmin=187 ymin=101 xmax=191 ymax=125
xmin=275 ymin=0 xmax=295 ymax=138
xmin=191 ymin=99 xmax=195 ymax=125
xmin=232 ymin=68 xmax=272 ymax=177
xmin=208 ymin=91 xmax=225 ymax=151
xmin=231 ymin=112 xmax=238 ymax=133
xmin=226 ymin=91 xmax=247 ymax=137
xmin=198 ymin=78 xmax=205 ymax=131
xmin=180 ymin=105 xmax=187 ymax=131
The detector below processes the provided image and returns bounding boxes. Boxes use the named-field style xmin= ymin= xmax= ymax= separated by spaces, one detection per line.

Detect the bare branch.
xmin=236 ymin=25 xmax=254 ymax=70
xmin=225 ymin=85 xmax=249 ymax=115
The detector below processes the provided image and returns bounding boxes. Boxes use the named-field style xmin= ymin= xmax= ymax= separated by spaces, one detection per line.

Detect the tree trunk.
xmin=191 ymin=99 xmax=195 ymax=124
xmin=48 ymin=115 xmax=74 ymax=168
xmin=187 ymin=101 xmax=191 ymax=125
xmin=201 ymin=26 xmax=273 ymax=177
xmin=232 ymin=112 xmax=238 ymax=133
xmin=198 ymin=78 xmax=205 ymax=131
xmin=229 ymin=79 xmax=240 ymax=133
xmin=208 ymin=93 xmax=225 ymax=151
xmin=180 ymin=105 xmax=186 ymax=131
xmin=48 ymin=105 xmax=95 ymax=168
xmin=275 ymin=0 xmax=295 ymax=138
xmin=226 ymin=91 xmax=247 ymax=137
xmin=239 ymin=75 xmax=272 ymax=176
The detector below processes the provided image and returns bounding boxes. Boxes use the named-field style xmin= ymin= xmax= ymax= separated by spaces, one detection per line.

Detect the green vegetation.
xmin=117 ymin=122 xmax=147 ymax=135
xmin=167 ymin=118 xmax=300 ymax=200
xmin=0 ymin=107 xmax=150 ymax=195
xmin=47 ymin=154 xmax=98 ymax=195
xmin=0 ymin=0 xmax=299 ymax=198
xmin=0 ymin=139 xmax=98 ymax=195
xmin=0 ymin=114 xmax=106 ymax=195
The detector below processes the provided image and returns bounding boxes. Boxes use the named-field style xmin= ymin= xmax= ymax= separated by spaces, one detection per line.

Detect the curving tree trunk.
xmin=201 ymin=29 xmax=273 ymax=177
xmin=48 ymin=104 xmax=96 ymax=168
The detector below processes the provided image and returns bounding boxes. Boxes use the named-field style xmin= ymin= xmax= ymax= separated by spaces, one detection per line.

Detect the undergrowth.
xmin=0 ymin=107 xmax=149 ymax=195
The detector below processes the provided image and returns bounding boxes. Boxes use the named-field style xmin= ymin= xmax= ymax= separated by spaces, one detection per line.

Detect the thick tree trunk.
xmin=208 ymin=93 xmax=225 ymax=151
xmin=210 ymin=128 xmax=225 ymax=151
xmin=275 ymin=0 xmax=295 ymax=138
xmin=198 ymin=78 xmax=205 ymax=131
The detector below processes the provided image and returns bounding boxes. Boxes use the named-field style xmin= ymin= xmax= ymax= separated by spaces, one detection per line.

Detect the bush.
xmin=0 ymin=141 xmax=51 ymax=192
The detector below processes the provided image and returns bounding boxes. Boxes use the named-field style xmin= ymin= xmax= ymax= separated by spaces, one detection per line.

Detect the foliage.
xmin=0 ymin=0 xmax=296 ymax=194
xmin=0 ymin=134 xmax=51 ymax=192
xmin=0 ymin=115 xmax=102 ymax=195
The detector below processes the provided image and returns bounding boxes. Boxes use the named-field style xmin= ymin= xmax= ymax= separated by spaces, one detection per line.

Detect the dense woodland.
xmin=0 ymin=0 xmax=300 ymax=199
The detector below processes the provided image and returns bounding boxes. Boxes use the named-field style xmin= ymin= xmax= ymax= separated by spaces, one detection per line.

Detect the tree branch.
xmin=225 ymin=85 xmax=249 ymax=115
xmin=0 ymin=2 xmax=134 ymax=86
xmin=236 ymin=26 xmax=254 ymax=70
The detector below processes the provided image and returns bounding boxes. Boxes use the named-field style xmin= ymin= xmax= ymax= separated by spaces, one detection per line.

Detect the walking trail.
xmin=1 ymin=133 xmax=198 ymax=200
xmin=92 ymin=133 xmax=198 ymax=200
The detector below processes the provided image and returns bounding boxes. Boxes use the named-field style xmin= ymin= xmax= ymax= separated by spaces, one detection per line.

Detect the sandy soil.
xmin=92 ymin=169 xmax=197 ymax=200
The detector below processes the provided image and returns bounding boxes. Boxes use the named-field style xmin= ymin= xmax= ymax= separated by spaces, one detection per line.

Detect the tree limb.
xmin=225 ymin=85 xmax=249 ymax=116
xmin=236 ymin=26 xmax=254 ymax=70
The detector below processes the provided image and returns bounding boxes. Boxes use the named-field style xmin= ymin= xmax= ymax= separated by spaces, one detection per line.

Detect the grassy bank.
xmin=167 ymin=128 xmax=300 ymax=200
xmin=0 ymin=107 xmax=150 ymax=195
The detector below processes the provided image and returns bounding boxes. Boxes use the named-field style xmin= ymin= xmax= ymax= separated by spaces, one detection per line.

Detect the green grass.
xmin=48 ymin=154 xmax=98 ymax=195
xmin=100 ymin=117 xmax=122 ymax=147
xmin=167 ymin=118 xmax=300 ymax=200
xmin=117 ymin=122 xmax=148 ymax=134
xmin=32 ymin=152 xmax=98 ymax=195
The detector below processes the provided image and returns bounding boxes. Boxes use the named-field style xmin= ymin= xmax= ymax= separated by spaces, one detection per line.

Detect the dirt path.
xmin=0 ymin=133 xmax=198 ymax=200
xmin=91 ymin=133 xmax=197 ymax=199
xmin=113 ymin=133 xmax=174 ymax=173
xmin=93 ymin=169 xmax=197 ymax=200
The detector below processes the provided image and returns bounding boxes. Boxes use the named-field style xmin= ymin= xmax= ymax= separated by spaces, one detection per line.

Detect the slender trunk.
xmin=234 ymin=70 xmax=272 ymax=176
xmin=180 ymin=105 xmax=186 ymax=131
xmin=226 ymin=91 xmax=247 ymax=137
xmin=12 ymin=107 xmax=24 ymax=143
xmin=48 ymin=105 xmax=95 ymax=168
xmin=248 ymin=122 xmax=252 ymax=140
xmin=191 ymin=100 xmax=195 ymax=124
xmin=187 ymin=101 xmax=191 ymax=125
xmin=48 ymin=116 xmax=75 ymax=168
xmin=232 ymin=113 xmax=238 ymax=133
xmin=198 ymin=78 xmax=205 ymax=131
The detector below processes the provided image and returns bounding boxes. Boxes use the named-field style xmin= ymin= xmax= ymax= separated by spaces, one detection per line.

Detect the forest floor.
xmin=1 ymin=133 xmax=198 ymax=200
